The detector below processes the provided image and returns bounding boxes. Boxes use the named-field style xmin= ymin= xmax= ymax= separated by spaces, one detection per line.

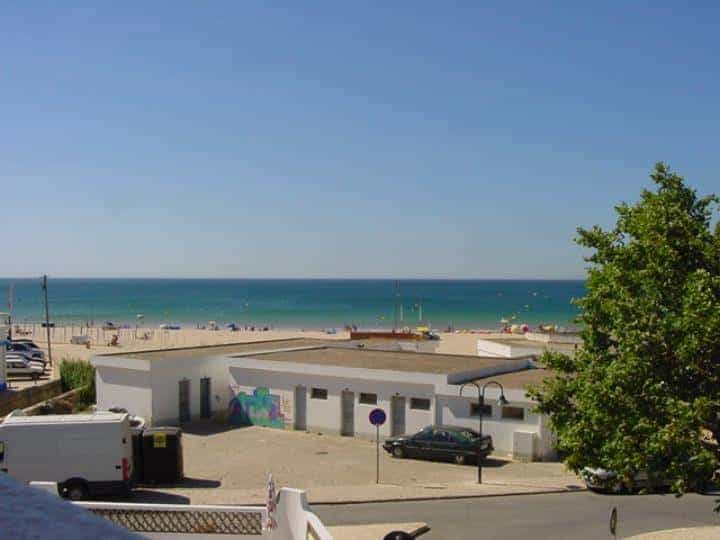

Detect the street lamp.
xmin=459 ymin=380 xmax=508 ymax=484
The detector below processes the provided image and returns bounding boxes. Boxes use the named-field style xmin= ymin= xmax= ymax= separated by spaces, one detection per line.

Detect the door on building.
xmin=391 ymin=396 xmax=406 ymax=436
xmin=179 ymin=379 xmax=191 ymax=423
xmin=200 ymin=377 xmax=211 ymax=419
xmin=294 ymin=385 xmax=307 ymax=431
xmin=341 ymin=390 xmax=355 ymax=436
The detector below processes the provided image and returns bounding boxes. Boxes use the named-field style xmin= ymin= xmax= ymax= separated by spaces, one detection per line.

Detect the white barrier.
xmin=29 ymin=482 xmax=333 ymax=539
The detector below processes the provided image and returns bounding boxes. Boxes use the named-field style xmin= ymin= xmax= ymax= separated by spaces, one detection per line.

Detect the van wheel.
xmin=65 ymin=482 xmax=89 ymax=501
xmin=392 ymin=446 xmax=404 ymax=458
xmin=454 ymin=454 xmax=466 ymax=465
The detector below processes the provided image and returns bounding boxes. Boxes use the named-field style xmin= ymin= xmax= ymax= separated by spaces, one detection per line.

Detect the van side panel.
xmin=0 ymin=417 xmax=132 ymax=494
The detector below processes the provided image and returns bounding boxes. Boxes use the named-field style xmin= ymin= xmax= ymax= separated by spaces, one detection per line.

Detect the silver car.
xmin=5 ymin=355 xmax=45 ymax=380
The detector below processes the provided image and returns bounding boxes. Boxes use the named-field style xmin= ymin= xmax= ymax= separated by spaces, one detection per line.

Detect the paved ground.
xmin=316 ymin=492 xmax=720 ymax=540
xmin=129 ymin=424 xmax=581 ymax=505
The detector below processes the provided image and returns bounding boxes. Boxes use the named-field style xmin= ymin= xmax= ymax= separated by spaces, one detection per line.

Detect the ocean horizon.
xmin=1 ymin=278 xmax=585 ymax=330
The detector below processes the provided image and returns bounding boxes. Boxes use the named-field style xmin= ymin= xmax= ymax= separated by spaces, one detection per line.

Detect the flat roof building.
xmin=92 ymin=340 xmax=556 ymax=461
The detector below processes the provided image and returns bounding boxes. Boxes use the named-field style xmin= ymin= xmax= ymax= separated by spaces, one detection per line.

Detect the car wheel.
xmin=65 ymin=482 xmax=89 ymax=501
xmin=392 ymin=446 xmax=404 ymax=458
xmin=454 ymin=454 xmax=466 ymax=465
xmin=31 ymin=373 xmax=39 ymax=381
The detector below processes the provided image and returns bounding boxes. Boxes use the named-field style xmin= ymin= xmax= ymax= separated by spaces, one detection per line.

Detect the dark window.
xmin=311 ymin=388 xmax=328 ymax=400
xmin=432 ymin=430 xmax=451 ymax=442
xmin=415 ymin=427 xmax=433 ymax=440
xmin=470 ymin=403 xmax=493 ymax=417
xmin=359 ymin=392 xmax=377 ymax=405
xmin=502 ymin=406 xmax=525 ymax=420
xmin=410 ymin=398 xmax=431 ymax=410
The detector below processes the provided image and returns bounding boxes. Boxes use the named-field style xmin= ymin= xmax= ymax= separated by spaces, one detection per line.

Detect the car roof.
xmin=425 ymin=425 xmax=478 ymax=433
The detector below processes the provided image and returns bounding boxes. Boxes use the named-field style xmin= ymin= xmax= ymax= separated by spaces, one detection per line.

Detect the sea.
xmin=0 ymin=278 xmax=585 ymax=330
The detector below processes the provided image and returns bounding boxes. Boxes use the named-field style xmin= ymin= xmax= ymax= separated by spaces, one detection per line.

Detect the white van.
xmin=0 ymin=411 xmax=133 ymax=500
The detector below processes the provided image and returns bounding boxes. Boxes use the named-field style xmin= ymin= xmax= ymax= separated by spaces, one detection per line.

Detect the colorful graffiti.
xmin=228 ymin=387 xmax=286 ymax=429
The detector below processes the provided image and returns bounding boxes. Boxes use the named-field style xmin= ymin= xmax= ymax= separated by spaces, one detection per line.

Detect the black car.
xmin=383 ymin=425 xmax=493 ymax=465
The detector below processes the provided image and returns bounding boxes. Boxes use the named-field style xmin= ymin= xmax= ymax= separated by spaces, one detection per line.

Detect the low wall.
xmin=350 ymin=331 xmax=421 ymax=340
xmin=0 ymin=379 xmax=63 ymax=417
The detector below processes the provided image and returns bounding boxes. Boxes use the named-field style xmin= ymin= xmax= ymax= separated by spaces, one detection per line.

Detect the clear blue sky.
xmin=2 ymin=2 xmax=718 ymax=279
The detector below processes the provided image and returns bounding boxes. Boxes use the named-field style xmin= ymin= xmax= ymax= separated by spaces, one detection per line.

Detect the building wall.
xmin=150 ymin=356 xmax=229 ymax=425
xmin=227 ymin=367 xmax=435 ymax=438
xmin=95 ymin=366 xmax=153 ymax=421
xmin=0 ymin=324 xmax=7 ymax=390
xmin=437 ymin=394 xmax=542 ymax=458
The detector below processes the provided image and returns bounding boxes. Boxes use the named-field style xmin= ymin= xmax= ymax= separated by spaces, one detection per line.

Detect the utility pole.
xmin=7 ymin=283 xmax=14 ymax=339
xmin=393 ymin=280 xmax=400 ymax=332
xmin=41 ymin=275 xmax=53 ymax=367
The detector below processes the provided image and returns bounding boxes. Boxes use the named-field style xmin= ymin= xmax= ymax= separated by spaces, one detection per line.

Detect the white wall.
xmin=95 ymin=366 xmax=153 ymax=421
xmin=476 ymin=339 xmax=543 ymax=358
xmin=437 ymin=394 xmax=542 ymax=458
xmin=228 ymin=367 xmax=435 ymax=438
xmin=150 ymin=356 xmax=228 ymax=425
xmin=0 ymin=324 xmax=7 ymax=389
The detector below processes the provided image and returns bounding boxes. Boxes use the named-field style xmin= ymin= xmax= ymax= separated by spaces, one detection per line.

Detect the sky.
xmin=1 ymin=1 xmax=718 ymax=279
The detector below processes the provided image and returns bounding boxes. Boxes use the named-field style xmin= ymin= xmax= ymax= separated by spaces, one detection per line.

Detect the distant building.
xmin=0 ymin=321 xmax=8 ymax=391
xmin=92 ymin=339 xmax=557 ymax=461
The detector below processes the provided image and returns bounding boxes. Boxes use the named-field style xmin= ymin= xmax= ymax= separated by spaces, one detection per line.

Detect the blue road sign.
xmin=369 ymin=408 xmax=387 ymax=426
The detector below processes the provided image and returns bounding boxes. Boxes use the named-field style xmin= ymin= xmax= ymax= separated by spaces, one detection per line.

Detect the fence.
xmin=0 ymin=379 xmax=63 ymax=417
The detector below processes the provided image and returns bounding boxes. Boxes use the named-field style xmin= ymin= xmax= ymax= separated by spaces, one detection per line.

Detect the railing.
xmin=78 ymin=502 xmax=267 ymax=537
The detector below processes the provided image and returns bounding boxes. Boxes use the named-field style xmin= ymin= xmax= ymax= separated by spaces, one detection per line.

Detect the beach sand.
xmin=14 ymin=325 xmax=487 ymax=363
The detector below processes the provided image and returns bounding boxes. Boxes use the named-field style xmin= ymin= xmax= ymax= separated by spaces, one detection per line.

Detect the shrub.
xmin=59 ymin=359 xmax=96 ymax=404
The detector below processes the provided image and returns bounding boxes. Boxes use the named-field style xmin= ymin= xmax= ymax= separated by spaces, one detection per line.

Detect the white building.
xmin=0 ymin=322 xmax=8 ymax=391
xmin=92 ymin=339 xmax=556 ymax=461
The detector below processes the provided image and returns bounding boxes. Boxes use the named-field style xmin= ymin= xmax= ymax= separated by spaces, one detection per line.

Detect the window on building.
xmin=502 ymin=406 xmax=525 ymax=420
xmin=359 ymin=392 xmax=377 ymax=405
xmin=410 ymin=398 xmax=431 ymax=410
xmin=470 ymin=403 xmax=493 ymax=417
xmin=311 ymin=388 xmax=328 ymax=400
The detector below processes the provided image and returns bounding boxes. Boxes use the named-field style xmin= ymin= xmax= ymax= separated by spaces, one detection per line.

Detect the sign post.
xmin=369 ymin=408 xmax=387 ymax=485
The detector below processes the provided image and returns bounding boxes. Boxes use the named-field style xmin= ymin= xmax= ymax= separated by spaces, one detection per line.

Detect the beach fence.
xmin=13 ymin=322 xmax=160 ymax=348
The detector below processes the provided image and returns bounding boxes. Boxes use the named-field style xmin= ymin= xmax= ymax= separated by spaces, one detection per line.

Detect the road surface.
xmin=315 ymin=491 xmax=720 ymax=539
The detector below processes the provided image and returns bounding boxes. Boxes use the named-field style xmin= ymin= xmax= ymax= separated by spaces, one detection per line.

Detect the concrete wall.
xmin=0 ymin=324 xmax=7 ymax=389
xmin=0 ymin=379 xmax=63 ymax=417
xmin=476 ymin=339 xmax=543 ymax=359
xmin=228 ymin=366 xmax=435 ymax=438
xmin=150 ymin=356 xmax=228 ymax=425
xmin=93 ymin=356 xmax=153 ymax=420
xmin=437 ymin=392 xmax=542 ymax=459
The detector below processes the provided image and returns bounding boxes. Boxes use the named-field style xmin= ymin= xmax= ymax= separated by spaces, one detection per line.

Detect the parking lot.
xmin=132 ymin=423 xmax=577 ymax=504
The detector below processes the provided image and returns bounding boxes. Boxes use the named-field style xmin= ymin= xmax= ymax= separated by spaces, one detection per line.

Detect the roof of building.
xmin=233 ymin=346 xmax=530 ymax=374
xmin=108 ymin=338 xmax=332 ymax=360
xmin=473 ymin=368 xmax=556 ymax=390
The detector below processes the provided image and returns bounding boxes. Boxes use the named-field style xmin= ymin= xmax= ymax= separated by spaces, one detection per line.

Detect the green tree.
xmin=529 ymin=163 xmax=720 ymax=493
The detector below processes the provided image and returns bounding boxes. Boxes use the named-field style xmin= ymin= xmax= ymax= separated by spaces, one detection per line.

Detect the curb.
xmin=308 ymin=486 xmax=586 ymax=506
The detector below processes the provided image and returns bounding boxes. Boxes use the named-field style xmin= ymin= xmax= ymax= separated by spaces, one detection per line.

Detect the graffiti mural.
xmin=228 ymin=387 xmax=286 ymax=429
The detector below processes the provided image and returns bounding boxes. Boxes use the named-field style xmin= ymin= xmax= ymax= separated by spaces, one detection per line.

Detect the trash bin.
xmin=129 ymin=416 xmax=146 ymax=483
xmin=141 ymin=427 xmax=184 ymax=484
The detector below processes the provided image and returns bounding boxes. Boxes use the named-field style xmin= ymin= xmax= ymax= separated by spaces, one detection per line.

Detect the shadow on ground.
xmin=137 ymin=477 xmax=221 ymax=489
xmin=179 ymin=421 xmax=247 ymax=436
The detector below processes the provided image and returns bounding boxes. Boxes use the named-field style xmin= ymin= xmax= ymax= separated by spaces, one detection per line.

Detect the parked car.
xmin=3 ymin=342 xmax=46 ymax=369
xmin=5 ymin=355 xmax=45 ymax=380
xmin=102 ymin=321 xmax=117 ymax=330
xmin=6 ymin=341 xmax=45 ymax=361
xmin=383 ymin=425 xmax=493 ymax=465
xmin=581 ymin=467 xmax=675 ymax=493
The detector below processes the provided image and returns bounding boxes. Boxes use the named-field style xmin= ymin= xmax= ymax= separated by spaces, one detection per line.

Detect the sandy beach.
xmin=12 ymin=324 xmax=494 ymax=363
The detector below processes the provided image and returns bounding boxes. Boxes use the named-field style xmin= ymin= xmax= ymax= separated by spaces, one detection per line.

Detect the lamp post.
xmin=459 ymin=380 xmax=508 ymax=484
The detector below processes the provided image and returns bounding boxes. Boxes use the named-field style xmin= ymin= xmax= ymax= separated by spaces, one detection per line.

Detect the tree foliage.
xmin=529 ymin=163 xmax=720 ymax=493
